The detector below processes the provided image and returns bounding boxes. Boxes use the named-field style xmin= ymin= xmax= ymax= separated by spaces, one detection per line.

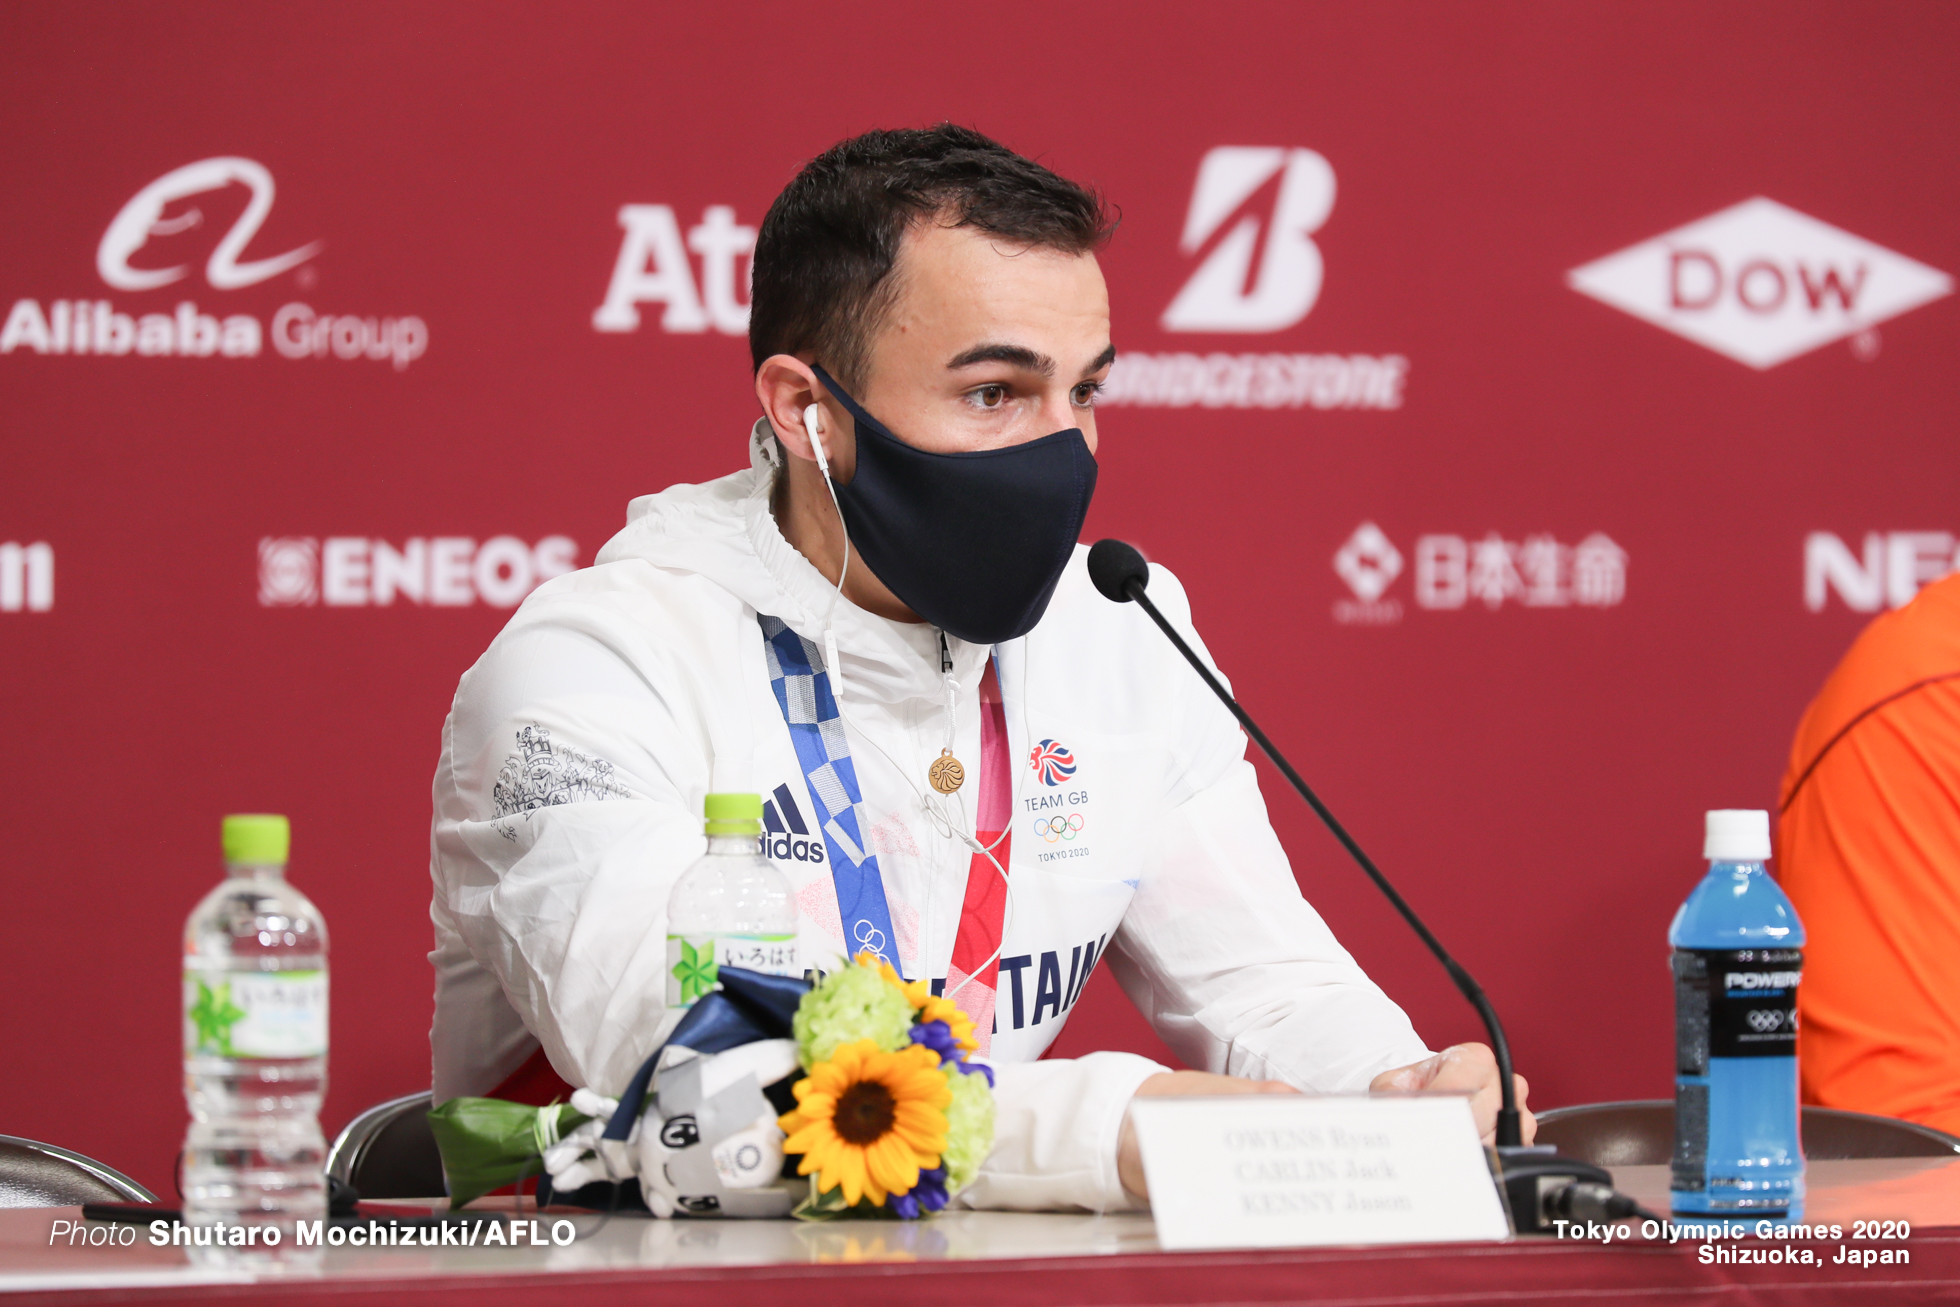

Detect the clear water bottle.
xmin=666 ymin=794 xmax=797 ymax=1008
xmin=182 ymin=814 xmax=328 ymax=1266
xmin=1669 ymin=809 xmax=1806 ymax=1224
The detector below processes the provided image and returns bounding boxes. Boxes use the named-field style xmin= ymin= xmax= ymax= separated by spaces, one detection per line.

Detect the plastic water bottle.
xmin=181 ymin=815 xmax=329 ymax=1266
xmin=1669 ymin=809 xmax=1806 ymax=1223
xmin=666 ymin=794 xmax=797 ymax=1008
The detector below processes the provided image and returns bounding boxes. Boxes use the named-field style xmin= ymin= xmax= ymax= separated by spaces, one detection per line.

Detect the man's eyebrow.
xmin=1083 ymin=343 xmax=1116 ymax=377
xmin=945 ymin=342 xmax=1055 ymax=375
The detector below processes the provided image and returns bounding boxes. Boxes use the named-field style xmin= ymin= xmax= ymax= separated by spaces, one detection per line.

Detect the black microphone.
xmin=1087 ymin=538 xmax=1629 ymax=1231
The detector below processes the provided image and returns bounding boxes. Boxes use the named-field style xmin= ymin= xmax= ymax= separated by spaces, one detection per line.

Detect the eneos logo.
xmin=3 ymin=157 xmax=428 ymax=369
xmin=257 ymin=535 xmax=576 ymax=609
xmin=1567 ymin=198 xmax=1952 ymax=368
xmin=1030 ymin=739 xmax=1077 ymax=787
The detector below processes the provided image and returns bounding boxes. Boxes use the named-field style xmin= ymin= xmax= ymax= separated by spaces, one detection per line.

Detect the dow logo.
xmin=1162 ymin=147 xmax=1335 ymax=334
xmin=1568 ymin=198 xmax=1952 ymax=368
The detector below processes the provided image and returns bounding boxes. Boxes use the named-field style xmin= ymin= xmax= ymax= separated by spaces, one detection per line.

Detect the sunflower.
xmin=866 ymin=955 xmax=979 ymax=1054
xmin=779 ymin=1038 xmax=951 ymax=1206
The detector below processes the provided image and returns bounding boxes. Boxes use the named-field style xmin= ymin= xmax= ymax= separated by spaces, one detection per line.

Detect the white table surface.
xmin=4 ymin=1157 xmax=1956 ymax=1294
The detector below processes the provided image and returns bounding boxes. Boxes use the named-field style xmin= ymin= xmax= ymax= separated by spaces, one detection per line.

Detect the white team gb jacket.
xmin=429 ymin=423 xmax=1431 ymax=1212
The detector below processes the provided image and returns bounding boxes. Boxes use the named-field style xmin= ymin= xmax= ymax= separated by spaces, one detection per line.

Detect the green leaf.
xmin=425 ymin=1098 xmax=590 ymax=1209
xmin=671 ymin=939 xmax=719 ymax=1004
xmin=187 ymin=979 xmax=246 ymax=1056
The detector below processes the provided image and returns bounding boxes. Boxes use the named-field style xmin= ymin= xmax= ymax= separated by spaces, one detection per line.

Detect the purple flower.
xmin=909 ymin=1020 xmax=961 ymax=1063
xmin=885 ymin=1166 xmax=950 ymax=1220
xmin=912 ymin=1166 xmax=950 ymax=1213
xmin=910 ymin=1021 xmax=995 ymax=1086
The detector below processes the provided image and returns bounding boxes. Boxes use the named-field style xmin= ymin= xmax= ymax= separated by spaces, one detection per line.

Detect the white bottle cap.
xmin=1704 ymin=809 xmax=1772 ymax=862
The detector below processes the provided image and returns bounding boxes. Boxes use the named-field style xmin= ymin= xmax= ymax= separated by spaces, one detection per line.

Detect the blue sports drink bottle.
xmin=1668 ymin=809 xmax=1806 ymax=1223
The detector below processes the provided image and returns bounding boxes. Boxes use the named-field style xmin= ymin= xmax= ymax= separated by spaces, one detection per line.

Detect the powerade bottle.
xmin=666 ymin=793 xmax=797 ymax=1008
xmin=182 ymin=815 xmax=328 ymax=1267
xmin=1669 ymin=809 xmax=1806 ymax=1223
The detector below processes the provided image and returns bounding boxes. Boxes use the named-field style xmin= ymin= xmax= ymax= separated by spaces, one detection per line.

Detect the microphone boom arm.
xmin=1118 ymin=572 xmax=1523 ymax=1149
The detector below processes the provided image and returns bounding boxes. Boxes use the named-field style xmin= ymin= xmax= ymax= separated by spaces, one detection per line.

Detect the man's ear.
xmin=755 ymin=354 xmax=843 ymax=465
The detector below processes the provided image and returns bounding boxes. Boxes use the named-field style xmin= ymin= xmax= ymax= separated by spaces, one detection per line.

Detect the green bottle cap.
xmin=222 ymin=814 xmax=291 ymax=866
xmin=703 ymin=793 xmax=763 ymax=837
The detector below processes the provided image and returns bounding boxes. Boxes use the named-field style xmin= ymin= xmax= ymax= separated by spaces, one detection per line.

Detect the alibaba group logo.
xmin=98 ymin=157 xmax=322 ymax=292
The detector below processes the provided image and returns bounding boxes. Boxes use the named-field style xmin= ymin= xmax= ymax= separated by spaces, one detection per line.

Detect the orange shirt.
xmin=1779 ymin=571 xmax=1960 ymax=1134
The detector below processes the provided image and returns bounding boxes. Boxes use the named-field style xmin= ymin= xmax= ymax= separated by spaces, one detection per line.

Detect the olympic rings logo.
xmin=851 ymin=921 xmax=888 ymax=959
xmin=1036 ymin=814 xmax=1085 ymax=843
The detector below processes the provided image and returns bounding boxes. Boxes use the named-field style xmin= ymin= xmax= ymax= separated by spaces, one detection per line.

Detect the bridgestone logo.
xmin=1725 ymin=972 xmax=1801 ymax=989
xmin=1098 ymin=351 xmax=1407 ymax=410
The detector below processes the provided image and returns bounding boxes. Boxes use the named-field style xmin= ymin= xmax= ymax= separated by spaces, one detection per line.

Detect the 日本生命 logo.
xmin=1332 ymin=523 xmax=1628 ymax=625
xmin=1567 ymin=198 xmax=1952 ymax=368
xmin=1029 ymin=740 xmax=1077 ymax=787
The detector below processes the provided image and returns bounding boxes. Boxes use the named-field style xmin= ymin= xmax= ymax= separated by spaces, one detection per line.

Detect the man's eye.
xmin=1073 ymin=381 xmax=1103 ymax=407
xmin=971 ymin=385 xmax=1007 ymax=408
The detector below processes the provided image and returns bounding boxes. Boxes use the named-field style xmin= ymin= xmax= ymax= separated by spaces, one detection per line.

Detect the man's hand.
xmin=1369 ymin=1043 xmax=1535 ymax=1147
xmin=1116 ymin=1070 xmax=1297 ymax=1200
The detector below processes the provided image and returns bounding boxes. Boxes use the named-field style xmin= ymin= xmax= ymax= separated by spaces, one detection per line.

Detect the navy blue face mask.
xmin=808 ymin=363 xmax=1097 ymax=646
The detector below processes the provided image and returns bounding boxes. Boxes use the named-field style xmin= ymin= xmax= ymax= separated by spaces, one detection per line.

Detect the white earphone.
xmin=803 ymin=404 xmax=830 ymax=477
xmin=804 ymin=400 xmax=847 ymax=700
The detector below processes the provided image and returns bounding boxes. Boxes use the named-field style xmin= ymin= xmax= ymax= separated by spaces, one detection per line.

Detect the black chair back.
xmin=0 ymin=1135 xmax=156 ymax=1207
xmin=1535 ymin=1099 xmax=1960 ymax=1168
xmin=326 ymin=1092 xmax=447 ymax=1200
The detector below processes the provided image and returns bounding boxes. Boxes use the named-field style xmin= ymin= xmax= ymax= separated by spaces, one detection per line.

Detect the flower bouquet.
xmin=426 ymin=954 xmax=994 ymax=1220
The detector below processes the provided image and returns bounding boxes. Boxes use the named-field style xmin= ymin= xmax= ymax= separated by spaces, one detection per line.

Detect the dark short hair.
xmin=749 ymin=124 xmax=1113 ymax=391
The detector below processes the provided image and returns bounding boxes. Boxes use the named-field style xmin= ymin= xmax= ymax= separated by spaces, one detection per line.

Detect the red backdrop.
xmin=3 ymin=1 xmax=1956 ymax=1196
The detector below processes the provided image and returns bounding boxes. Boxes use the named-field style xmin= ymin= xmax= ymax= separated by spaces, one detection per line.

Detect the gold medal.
xmin=928 ymin=748 xmax=965 ymax=794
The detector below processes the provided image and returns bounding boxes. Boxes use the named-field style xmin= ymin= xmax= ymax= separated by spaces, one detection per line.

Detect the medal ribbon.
xmin=759 ymin=614 xmax=902 ymax=971
xmin=945 ymin=659 xmax=1012 ymax=1053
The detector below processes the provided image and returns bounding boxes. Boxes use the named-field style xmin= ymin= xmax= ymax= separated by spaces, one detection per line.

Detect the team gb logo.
xmin=1030 ymin=739 xmax=1077 ymax=787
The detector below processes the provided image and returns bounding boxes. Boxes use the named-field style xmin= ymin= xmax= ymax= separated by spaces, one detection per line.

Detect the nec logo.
xmin=1805 ymin=531 xmax=1956 ymax=612
xmin=1568 ymin=198 xmax=1952 ymax=368
xmin=1162 ymin=148 xmax=1335 ymax=333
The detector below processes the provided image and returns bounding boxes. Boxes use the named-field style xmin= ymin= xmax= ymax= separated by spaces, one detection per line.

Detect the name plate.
xmin=1129 ymin=1094 xmax=1510 ymax=1250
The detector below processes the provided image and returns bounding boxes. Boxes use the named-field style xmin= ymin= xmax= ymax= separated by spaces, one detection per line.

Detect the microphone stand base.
xmin=1495 ymin=1144 xmax=1616 ymax=1233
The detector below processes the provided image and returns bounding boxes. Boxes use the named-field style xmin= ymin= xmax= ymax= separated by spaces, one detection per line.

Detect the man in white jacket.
xmin=430 ymin=125 xmax=1531 ymax=1211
